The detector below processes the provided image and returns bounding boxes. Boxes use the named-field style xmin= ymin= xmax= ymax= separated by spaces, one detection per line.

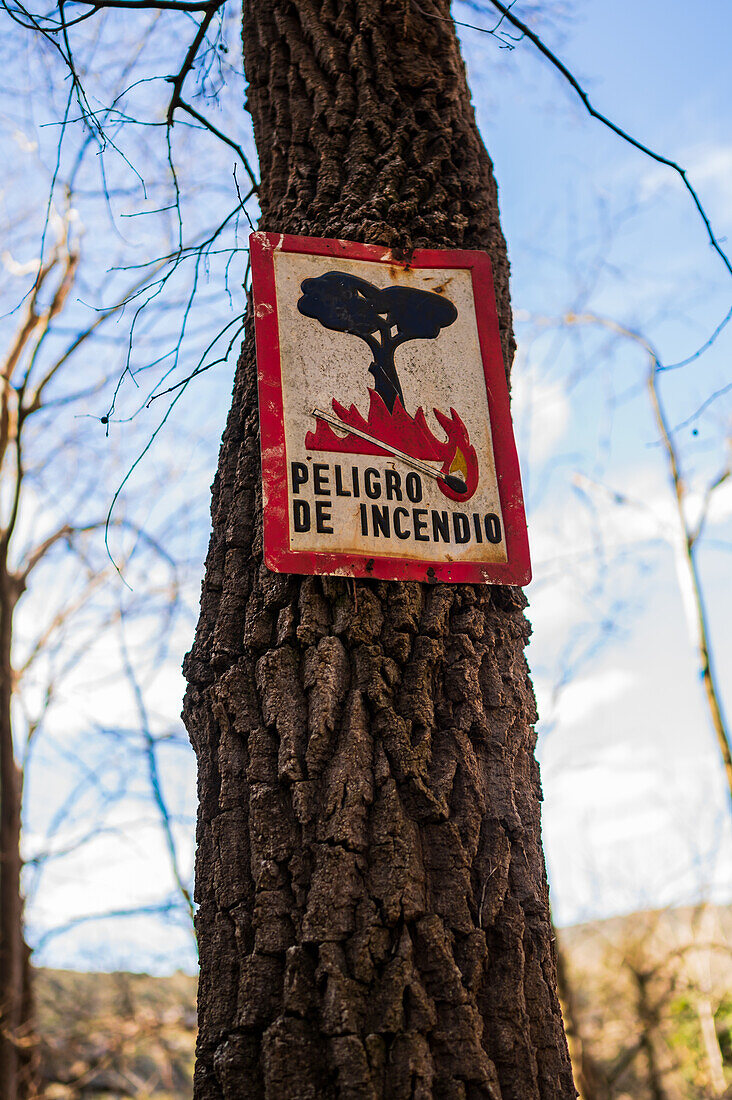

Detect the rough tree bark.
xmin=0 ymin=571 xmax=36 ymax=1100
xmin=183 ymin=1 xmax=576 ymax=1096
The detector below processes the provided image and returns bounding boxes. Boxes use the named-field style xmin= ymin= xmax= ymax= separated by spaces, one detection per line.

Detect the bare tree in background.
xmin=0 ymin=208 xmax=204 ymax=1098
xmin=558 ymin=901 xmax=732 ymax=1099
xmin=559 ymin=312 xmax=732 ymax=812
xmin=0 ymin=9 xmax=265 ymax=1092
xmin=512 ymin=294 xmax=732 ymax=1096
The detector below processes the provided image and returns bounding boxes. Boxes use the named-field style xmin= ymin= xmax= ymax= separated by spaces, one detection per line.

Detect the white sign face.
xmin=251 ymin=233 xmax=530 ymax=586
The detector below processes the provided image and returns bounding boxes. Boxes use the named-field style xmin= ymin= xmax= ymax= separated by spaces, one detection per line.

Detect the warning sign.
xmin=250 ymin=232 xmax=530 ymax=585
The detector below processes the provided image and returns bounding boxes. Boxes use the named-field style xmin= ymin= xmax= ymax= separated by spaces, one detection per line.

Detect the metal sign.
xmin=250 ymin=232 xmax=530 ymax=585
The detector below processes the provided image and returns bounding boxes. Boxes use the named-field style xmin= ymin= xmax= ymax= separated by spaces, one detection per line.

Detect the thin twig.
xmin=165 ymin=7 xmax=218 ymax=126
xmin=118 ymin=619 xmax=196 ymax=936
xmin=474 ymin=0 xmax=732 ymax=279
xmin=176 ymin=98 xmax=258 ymax=190
xmin=672 ymin=382 xmax=732 ymax=433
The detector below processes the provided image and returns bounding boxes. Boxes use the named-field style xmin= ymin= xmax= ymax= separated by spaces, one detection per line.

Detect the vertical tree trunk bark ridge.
xmin=0 ymin=579 xmax=36 ymax=1100
xmin=0 ymin=597 xmax=24 ymax=1100
xmin=183 ymin=1 xmax=575 ymax=1097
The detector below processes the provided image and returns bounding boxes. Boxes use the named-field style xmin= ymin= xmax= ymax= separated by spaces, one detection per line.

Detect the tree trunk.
xmin=554 ymin=931 xmax=610 ymax=1100
xmin=183 ymin=1 xmax=575 ymax=1097
xmin=0 ymin=575 xmax=36 ymax=1100
xmin=631 ymin=969 xmax=678 ymax=1100
xmin=696 ymin=996 xmax=726 ymax=1098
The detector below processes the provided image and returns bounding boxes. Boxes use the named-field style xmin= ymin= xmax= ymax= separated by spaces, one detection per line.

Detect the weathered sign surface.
xmin=250 ymin=232 xmax=530 ymax=585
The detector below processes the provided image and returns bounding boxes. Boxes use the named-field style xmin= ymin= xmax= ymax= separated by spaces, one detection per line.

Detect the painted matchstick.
xmin=311 ymin=408 xmax=468 ymax=494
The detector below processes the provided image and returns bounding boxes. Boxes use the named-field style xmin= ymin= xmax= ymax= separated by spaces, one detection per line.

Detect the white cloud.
xmin=2 ymin=250 xmax=39 ymax=277
xmin=554 ymin=667 xmax=636 ymax=730
xmin=641 ymin=144 xmax=732 ymax=219
xmin=688 ymin=476 xmax=732 ymax=529
xmin=26 ymin=803 xmax=196 ymax=972
xmin=511 ymin=365 xmax=570 ymax=464
xmin=543 ymin=743 xmax=732 ymax=926
xmin=526 ymin=573 xmax=590 ymax=640
xmin=12 ymin=129 xmax=38 ymax=154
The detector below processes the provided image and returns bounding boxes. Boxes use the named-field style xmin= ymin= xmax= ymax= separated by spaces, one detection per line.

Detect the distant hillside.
xmin=559 ymin=903 xmax=732 ymax=1099
xmin=34 ymin=904 xmax=732 ymax=1099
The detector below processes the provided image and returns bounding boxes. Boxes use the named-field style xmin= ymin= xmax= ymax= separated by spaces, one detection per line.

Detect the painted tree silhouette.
xmin=298 ymin=270 xmax=458 ymax=411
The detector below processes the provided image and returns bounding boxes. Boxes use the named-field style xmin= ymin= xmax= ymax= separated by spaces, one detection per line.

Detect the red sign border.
xmin=250 ymin=231 xmax=531 ymax=586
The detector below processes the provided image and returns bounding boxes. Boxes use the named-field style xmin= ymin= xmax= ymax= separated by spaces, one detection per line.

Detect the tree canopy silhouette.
xmin=298 ymin=270 xmax=458 ymax=411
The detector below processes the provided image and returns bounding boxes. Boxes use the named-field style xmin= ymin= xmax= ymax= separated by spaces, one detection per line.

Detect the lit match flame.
xmin=450 ymin=447 xmax=468 ymax=482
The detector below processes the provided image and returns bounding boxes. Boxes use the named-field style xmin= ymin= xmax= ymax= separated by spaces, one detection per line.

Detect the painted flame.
xmin=449 ymin=447 xmax=468 ymax=481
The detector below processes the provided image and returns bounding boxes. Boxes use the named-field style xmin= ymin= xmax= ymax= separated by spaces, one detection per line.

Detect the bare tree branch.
xmin=174 ymin=98 xmax=258 ymax=189
xmin=118 ymin=618 xmax=196 ymax=935
xmin=561 ymin=311 xmax=732 ymax=813
xmin=164 ymin=5 xmax=219 ymax=126
xmin=459 ymin=0 xmax=732 ymax=280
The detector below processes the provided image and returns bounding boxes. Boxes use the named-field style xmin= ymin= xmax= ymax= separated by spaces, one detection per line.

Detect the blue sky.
xmin=1 ymin=0 xmax=730 ymax=971
xmin=456 ymin=0 xmax=732 ymax=925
